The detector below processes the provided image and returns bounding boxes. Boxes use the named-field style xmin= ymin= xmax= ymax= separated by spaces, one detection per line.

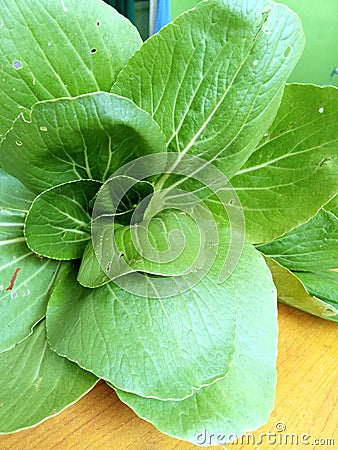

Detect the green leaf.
xmin=101 ymin=178 xmax=155 ymax=226
xmin=265 ymin=258 xmax=338 ymax=320
xmin=0 ymin=168 xmax=35 ymax=210
xmin=79 ymin=175 xmax=218 ymax=288
xmin=257 ymin=195 xmax=338 ymax=270
xmin=0 ymin=320 xmax=97 ymax=434
xmin=0 ymin=93 xmax=167 ymax=193
xmin=79 ymin=209 xmax=208 ymax=288
xmin=0 ymin=169 xmax=61 ymax=353
xmin=78 ymin=211 xmax=203 ymax=287
xmin=295 ymin=270 xmax=338 ymax=321
xmin=325 ymin=195 xmax=338 ymax=214
xmin=46 ymin=231 xmax=276 ymax=401
xmin=260 ymin=196 xmax=338 ymax=321
xmin=0 ymin=244 xmax=61 ymax=354
xmin=24 ymin=180 xmax=101 ymax=260
xmin=88 ymin=175 xmax=155 ymax=227
xmin=112 ymin=0 xmax=304 ymax=179
xmin=47 ymin=231 xmax=237 ymax=400
xmin=107 ymin=208 xmax=204 ymax=276
xmin=77 ymin=240 xmax=111 ymax=288
xmin=112 ymin=247 xmax=278 ymax=445
xmin=231 ymin=84 xmax=338 ymax=244
xmin=0 ymin=0 xmax=142 ymax=137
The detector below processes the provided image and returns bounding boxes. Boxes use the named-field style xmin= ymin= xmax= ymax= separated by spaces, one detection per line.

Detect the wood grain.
xmin=1 ymin=303 xmax=337 ymax=450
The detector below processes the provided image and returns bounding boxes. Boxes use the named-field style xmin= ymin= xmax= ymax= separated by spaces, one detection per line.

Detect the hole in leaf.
xmin=97 ymin=21 xmax=100 ymax=26
xmin=13 ymin=60 xmax=23 ymax=70
xmin=90 ymin=48 xmax=97 ymax=54
xmin=284 ymin=46 xmax=291 ymax=58
xmin=319 ymin=157 xmax=332 ymax=167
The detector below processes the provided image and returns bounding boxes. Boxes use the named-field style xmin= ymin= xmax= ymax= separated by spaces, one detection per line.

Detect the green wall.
xmin=171 ymin=0 xmax=199 ymax=18
xmin=282 ymin=0 xmax=338 ymax=85
xmin=170 ymin=0 xmax=338 ymax=86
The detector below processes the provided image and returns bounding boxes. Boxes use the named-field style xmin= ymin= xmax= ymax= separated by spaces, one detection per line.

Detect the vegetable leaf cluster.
xmin=0 ymin=0 xmax=336 ymax=445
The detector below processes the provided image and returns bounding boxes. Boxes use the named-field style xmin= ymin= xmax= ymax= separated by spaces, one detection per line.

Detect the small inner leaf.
xmin=24 ymin=180 xmax=101 ymax=260
xmin=78 ymin=208 xmax=206 ymax=288
xmin=94 ymin=176 xmax=155 ymax=226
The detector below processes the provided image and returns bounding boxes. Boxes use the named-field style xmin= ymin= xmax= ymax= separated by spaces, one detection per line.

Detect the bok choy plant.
xmin=0 ymin=0 xmax=337 ymax=445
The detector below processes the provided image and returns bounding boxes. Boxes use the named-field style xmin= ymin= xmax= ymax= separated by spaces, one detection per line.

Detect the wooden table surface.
xmin=1 ymin=303 xmax=337 ymax=450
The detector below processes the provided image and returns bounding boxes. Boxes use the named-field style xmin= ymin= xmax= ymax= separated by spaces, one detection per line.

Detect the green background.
xmin=170 ymin=0 xmax=338 ymax=86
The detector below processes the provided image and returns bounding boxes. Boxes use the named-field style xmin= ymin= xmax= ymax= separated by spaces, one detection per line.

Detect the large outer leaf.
xmin=112 ymin=0 xmax=304 ymax=179
xmin=265 ymin=258 xmax=338 ymax=321
xmin=0 ymin=93 xmax=167 ymax=193
xmin=46 ymin=232 xmax=276 ymax=401
xmin=0 ymin=0 xmax=142 ymax=137
xmin=0 ymin=170 xmax=61 ymax=353
xmin=113 ymin=246 xmax=278 ymax=445
xmin=46 ymin=260 xmax=236 ymax=400
xmin=0 ymin=320 xmax=97 ymax=434
xmin=231 ymin=84 xmax=338 ymax=244
xmin=257 ymin=196 xmax=337 ymax=270
xmin=24 ymin=180 xmax=101 ymax=260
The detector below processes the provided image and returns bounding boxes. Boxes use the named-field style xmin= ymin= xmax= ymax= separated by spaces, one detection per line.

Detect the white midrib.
xmin=236 ymin=142 xmax=336 ymax=175
xmin=0 ymin=237 xmax=25 ymax=246
xmin=155 ymin=21 xmax=265 ymax=191
xmin=176 ymin=43 xmax=254 ymax=158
